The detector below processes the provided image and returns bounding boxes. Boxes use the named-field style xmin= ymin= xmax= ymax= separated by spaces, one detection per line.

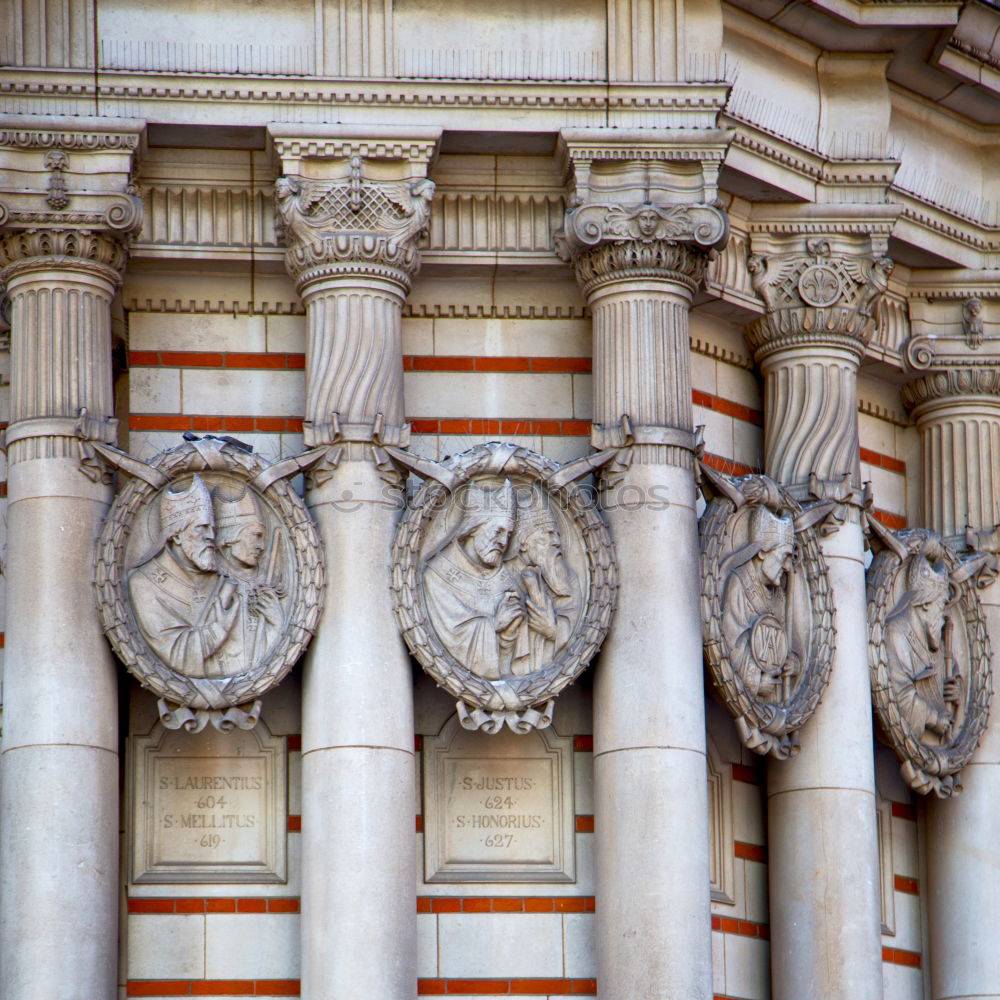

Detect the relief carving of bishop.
xmin=128 ymin=475 xmax=284 ymax=680
xmin=422 ymin=480 xmax=580 ymax=683
xmin=700 ymin=468 xmax=835 ymax=758
xmin=391 ymin=442 xmax=616 ymax=734
xmin=96 ymin=437 xmax=324 ymax=732
xmin=867 ymin=526 xmax=992 ymax=797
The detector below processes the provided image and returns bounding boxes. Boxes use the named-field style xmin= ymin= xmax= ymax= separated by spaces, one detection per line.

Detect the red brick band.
xmin=417 ymin=897 xmax=595 ymax=914
xmin=731 ymin=763 xmax=760 ymax=785
xmin=711 ymin=915 xmax=769 ymax=940
xmin=127 ymin=980 xmax=299 ymax=996
xmin=734 ymin=841 xmax=767 ymax=863
xmin=128 ymin=898 xmax=299 ymax=914
xmin=130 ymin=415 xmax=304 ymax=433
xmin=860 ymin=446 xmax=906 ymax=476
xmin=418 ymin=978 xmax=596 ymax=995
xmin=410 ymin=418 xmax=592 ymax=436
xmin=891 ymin=801 xmax=918 ymax=821
xmin=893 ymin=875 xmax=919 ymax=895
xmin=693 ymin=388 xmax=763 ymax=427
xmin=129 ymin=351 xmax=305 ymax=370
xmin=882 ymin=947 xmax=921 ymax=968
xmin=404 ymin=356 xmax=592 ymax=373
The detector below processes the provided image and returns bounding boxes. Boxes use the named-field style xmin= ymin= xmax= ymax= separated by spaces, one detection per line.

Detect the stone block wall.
xmin=58 ymin=266 xmax=923 ymax=999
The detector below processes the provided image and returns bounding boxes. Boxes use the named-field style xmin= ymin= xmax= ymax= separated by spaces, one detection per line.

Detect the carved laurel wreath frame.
xmin=95 ymin=440 xmax=325 ymax=718
xmin=700 ymin=472 xmax=835 ymax=759
xmin=867 ymin=528 xmax=992 ymax=798
xmin=391 ymin=442 xmax=617 ymax=733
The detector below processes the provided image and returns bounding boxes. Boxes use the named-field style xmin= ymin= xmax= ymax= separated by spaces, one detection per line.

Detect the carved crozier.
xmin=700 ymin=470 xmax=835 ymax=758
xmin=867 ymin=528 xmax=992 ymax=797
xmin=391 ymin=442 xmax=617 ymax=733
xmin=96 ymin=438 xmax=325 ymax=730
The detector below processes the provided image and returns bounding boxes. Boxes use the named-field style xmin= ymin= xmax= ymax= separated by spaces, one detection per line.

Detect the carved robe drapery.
xmin=424 ymin=543 xmax=523 ymax=682
xmin=128 ymin=547 xmax=239 ymax=680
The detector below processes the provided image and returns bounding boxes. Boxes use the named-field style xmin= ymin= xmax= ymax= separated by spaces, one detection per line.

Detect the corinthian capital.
xmin=745 ymin=235 xmax=893 ymax=362
xmin=268 ymin=125 xmax=442 ymax=291
xmin=274 ymin=172 xmax=434 ymax=286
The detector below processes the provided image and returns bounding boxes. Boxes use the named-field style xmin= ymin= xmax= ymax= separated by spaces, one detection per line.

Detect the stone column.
xmin=0 ymin=119 xmax=143 ymax=998
xmin=745 ymin=231 xmax=894 ymax=1000
xmin=269 ymin=125 xmax=440 ymax=1000
xmin=557 ymin=129 xmax=730 ymax=1000
xmin=903 ymin=368 xmax=1000 ymax=1000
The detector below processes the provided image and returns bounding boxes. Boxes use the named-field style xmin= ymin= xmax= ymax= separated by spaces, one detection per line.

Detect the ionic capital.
xmin=745 ymin=235 xmax=893 ymax=364
xmin=0 ymin=117 xmax=144 ymax=285
xmin=555 ymin=127 xmax=731 ymax=299
xmin=268 ymin=125 xmax=442 ymax=292
xmin=555 ymin=201 xmax=728 ymax=297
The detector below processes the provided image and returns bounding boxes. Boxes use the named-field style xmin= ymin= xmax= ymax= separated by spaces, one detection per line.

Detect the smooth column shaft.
xmin=299 ymin=276 xmax=415 ymax=1000
xmin=590 ymin=280 xmax=712 ymax=1000
xmin=926 ymin=588 xmax=1000 ymax=1000
xmin=0 ymin=267 xmax=119 ymax=1000
xmin=766 ymin=520 xmax=883 ymax=1000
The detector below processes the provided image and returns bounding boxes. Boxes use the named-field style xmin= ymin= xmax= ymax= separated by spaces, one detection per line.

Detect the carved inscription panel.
xmin=130 ymin=721 xmax=287 ymax=884
xmin=423 ymin=716 xmax=574 ymax=883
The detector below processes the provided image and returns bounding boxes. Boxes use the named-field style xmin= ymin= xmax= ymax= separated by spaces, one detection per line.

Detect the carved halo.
xmin=95 ymin=439 xmax=325 ymax=725
xmin=867 ymin=528 xmax=992 ymax=797
xmin=391 ymin=442 xmax=617 ymax=733
xmin=700 ymin=470 xmax=836 ymax=759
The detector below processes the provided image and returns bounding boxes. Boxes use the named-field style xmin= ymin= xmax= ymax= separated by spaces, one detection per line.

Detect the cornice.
xmin=0 ymin=71 xmax=732 ymax=127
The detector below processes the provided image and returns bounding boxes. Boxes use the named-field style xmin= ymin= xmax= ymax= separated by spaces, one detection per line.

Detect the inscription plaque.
xmin=423 ymin=715 xmax=575 ymax=882
xmin=130 ymin=720 xmax=286 ymax=883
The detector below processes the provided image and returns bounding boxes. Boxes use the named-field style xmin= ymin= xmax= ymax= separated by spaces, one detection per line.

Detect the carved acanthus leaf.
xmin=901 ymin=369 xmax=1000 ymax=413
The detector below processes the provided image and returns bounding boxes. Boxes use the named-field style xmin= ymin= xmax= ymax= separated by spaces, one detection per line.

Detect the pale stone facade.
xmin=2 ymin=3 xmax=1000 ymax=1000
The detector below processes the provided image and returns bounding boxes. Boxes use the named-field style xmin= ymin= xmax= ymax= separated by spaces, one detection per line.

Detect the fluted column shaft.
xmin=270 ymin=124 xmax=440 ymax=1000
xmin=0 ymin=255 xmax=123 ymax=1000
xmin=747 ymin=235 xmax=892 ymax=1000
xmin=904 ymin=370 xmax=1000 ymax=1000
